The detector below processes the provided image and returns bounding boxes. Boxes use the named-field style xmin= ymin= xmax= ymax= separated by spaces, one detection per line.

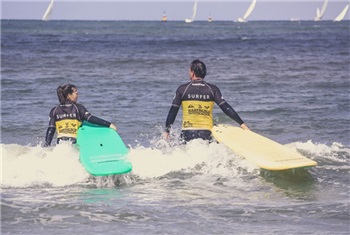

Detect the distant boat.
xmin=314 ymin=0 xmax=328 ymax=21
xmin=237 ymin=0 xmax=257 ymax=22
xmin=42 ymin=0 xmax=54 ymax=21
xmin=185 ymin=0 xmax=198 ymax=23
xmin=290 ymin=17 xmax=300 ymax=22
xmin=162 ymin=11 xmax=167 ymax=22
xmin=208 ymin=15 xmax=213 ymax=22
xmin=333 ymin=4 xmax=349 ymax=22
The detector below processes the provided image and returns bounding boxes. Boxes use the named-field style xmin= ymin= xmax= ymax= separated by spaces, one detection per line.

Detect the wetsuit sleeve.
xmin=220 ymin=103 xmax=244 ymax=125
xmin=165 ymin=106 xmax=180 ymax=133
xmin=165 ymin=86 xmax=182 ymax=133
xmin=76 ymin=104 xmax=92 ymax=121
xmin=77 ymin=103 xmax=111 ymax=127
xmin=87 ymin=115 xmax=111 ymax=127
xmin=44 ymin=107 xmax=57 ymax=147
xmin=44 ymin=127 xmax=56 ymax=147
xmin=212 ymin=85 xmax=245 ymax=125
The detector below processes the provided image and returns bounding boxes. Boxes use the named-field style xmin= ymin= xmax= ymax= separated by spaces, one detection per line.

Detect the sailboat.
xmin=314 ymin=0 xmax=328 ymax=21
xmin=333 ymin=4 xmax=349 ymax=22
xmin=185 ymin=0 xmax=198 ymax=23
xmin=237 ymin=0 xmax=257 ymax=22
xmin=42 ymin=0 xmax=54 ymax=21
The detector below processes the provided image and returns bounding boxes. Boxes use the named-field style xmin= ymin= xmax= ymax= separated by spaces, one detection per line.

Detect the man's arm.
xmin=165 ymin=105 xmax=180 ymax=133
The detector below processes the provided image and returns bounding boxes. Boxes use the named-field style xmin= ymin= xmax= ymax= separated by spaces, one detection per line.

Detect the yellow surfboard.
xmin=212 ymin=124 xmax=317 ymax=171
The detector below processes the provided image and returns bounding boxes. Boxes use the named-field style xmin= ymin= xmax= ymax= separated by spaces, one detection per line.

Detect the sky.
xmin=1 ymin=0 xmax=350 ymax=21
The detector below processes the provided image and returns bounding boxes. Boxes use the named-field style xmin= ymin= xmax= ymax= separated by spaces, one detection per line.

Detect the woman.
xmin=44 ymin=84 xmax=117 ymax=146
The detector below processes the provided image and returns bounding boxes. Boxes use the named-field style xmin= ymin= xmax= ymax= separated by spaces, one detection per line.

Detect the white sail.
xmin=320 ymin=0 xmax=328 ymax=18
xmin=316 ymin=8 xmax=321 ymax=19
xmin=237 ymin=0 xmax=257 ymax=22
xmin=314 ymin=0 xmax=328 ymax=21
xmin=185 ymin=0 xmax=198 ymax=23
xmin=334 ymin=4 xmax=349 ymax=22
xmin=42 ymin=0 xmax=54 ymax=21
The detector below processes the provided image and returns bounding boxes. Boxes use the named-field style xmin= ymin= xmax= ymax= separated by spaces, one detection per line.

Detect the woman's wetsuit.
xmin=44 ymin=101 xmax=111 ymax=146
xmin=165 ymin=80 xmax=244 ymax=143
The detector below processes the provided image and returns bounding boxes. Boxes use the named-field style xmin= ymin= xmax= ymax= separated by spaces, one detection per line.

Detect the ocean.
xmin=1 ymin=20 xmax=349 ymax=234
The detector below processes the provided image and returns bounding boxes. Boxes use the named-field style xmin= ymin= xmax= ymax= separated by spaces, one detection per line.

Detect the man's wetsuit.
xmin=45 ymin=101 xmax=111 ymax=146
xmin=165 ymin=79 xmax=244 ymax=142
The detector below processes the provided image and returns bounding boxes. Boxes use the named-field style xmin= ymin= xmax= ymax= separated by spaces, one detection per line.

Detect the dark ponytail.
xmin=57 ymin=84 xmax=76 ymax=104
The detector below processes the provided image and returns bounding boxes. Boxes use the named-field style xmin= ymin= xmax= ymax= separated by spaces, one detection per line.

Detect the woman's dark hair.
xmin=190 ymin=59 xmax=206 ymax=79
xmin=57 ymin=84 xmax=76 ymax=104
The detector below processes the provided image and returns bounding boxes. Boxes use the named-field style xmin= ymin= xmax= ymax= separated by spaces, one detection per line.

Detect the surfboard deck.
xmin=76 ymin=122 xmax=132 ymax=176
xmin=212 ymin=124 xmax=317 ymax=171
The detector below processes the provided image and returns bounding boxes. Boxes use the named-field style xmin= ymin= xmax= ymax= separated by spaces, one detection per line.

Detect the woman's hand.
xmin=109 ymin=123 xmax=117 ymax=131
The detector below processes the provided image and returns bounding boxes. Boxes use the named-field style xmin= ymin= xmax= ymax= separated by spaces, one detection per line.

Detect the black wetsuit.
xmin=44 ymin=101 xmax=111 ymax=146
xmin=165 ymin=79 xmax=244 ymax=142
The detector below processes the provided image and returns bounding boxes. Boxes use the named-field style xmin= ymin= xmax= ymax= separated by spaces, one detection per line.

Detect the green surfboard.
xmin=76 ymin=122 xmax=132 ymax=176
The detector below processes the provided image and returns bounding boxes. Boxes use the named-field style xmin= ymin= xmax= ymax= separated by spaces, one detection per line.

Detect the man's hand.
xmin=163 ymin=132 xmax=170 ymax=140
xmin=240 ymin=123 xmax=250 ymax=131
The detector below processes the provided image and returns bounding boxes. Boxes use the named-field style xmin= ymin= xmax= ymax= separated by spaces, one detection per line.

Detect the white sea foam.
xmin=1 ymin=143 xmax=89 ymax=187
xmin=128 ymin=139 xmax=258 ymax=179
xmin=287 ymin=140 xmax=350 ymax=163
xmin=1 ymin=140 xmax=348 ymax=188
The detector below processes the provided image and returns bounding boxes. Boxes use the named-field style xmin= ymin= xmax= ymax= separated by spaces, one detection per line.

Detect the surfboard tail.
xmin=212 ymin=124 xmax=318 ymax=171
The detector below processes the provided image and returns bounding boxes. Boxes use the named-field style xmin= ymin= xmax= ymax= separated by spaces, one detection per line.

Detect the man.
xmin=164 ymin=59 xmax=249 ymax=143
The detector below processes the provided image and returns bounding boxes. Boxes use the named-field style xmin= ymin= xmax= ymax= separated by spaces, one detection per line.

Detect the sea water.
xmin=1 ymin=20 xmax=349 ymax=234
